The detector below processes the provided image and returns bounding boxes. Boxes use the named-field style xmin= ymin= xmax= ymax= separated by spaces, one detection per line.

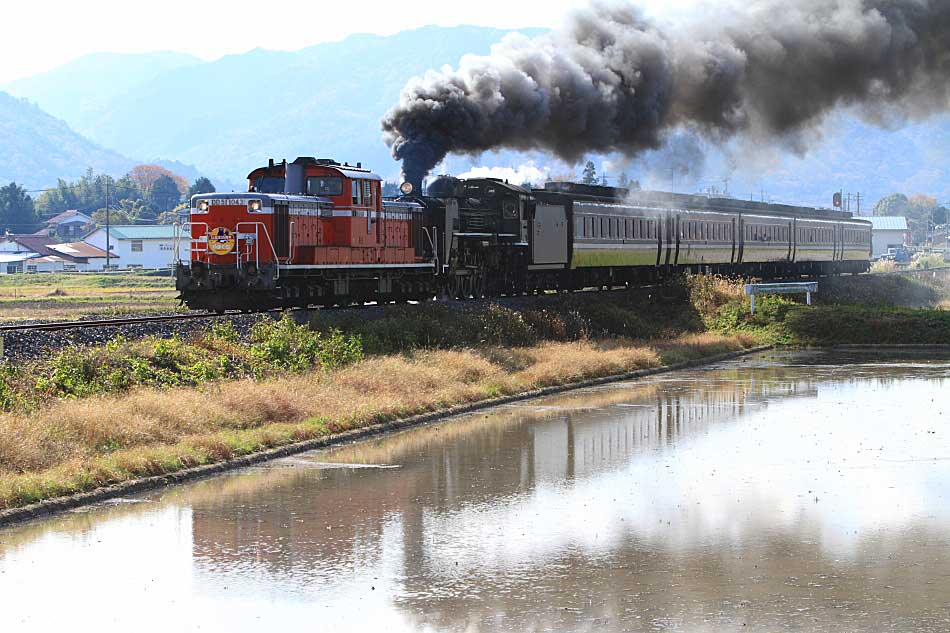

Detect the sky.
xmin=0 ymin=0 xmax=701 ymax=84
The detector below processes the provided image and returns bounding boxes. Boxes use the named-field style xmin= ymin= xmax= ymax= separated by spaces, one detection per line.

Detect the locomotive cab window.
xmin=252 ymin=176 xmax=284 ymax=193
xmin=307 ymin=177 xmax=342 ymax=197
xmin=352 ymin=180 xmax=363 ymax=205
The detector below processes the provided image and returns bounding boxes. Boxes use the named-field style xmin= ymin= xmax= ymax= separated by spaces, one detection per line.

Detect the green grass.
xmin=0 ymin=272 xmax=174 ymax=289
xmin=0 ymin=272 xmax=178 ymax=321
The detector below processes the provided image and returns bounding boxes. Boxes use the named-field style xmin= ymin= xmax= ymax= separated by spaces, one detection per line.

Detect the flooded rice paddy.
xmin=1 ymin=350 xmax=949 ymax=632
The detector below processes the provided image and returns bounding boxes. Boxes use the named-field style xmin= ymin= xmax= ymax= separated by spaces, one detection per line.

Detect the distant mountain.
xmin=5 ymin=26 xmax=545 ymax=183
xmin=4 ymin=51 xmax=200 ymax=129
xmin=0 ymin=91 xmax=134 ymax=190
xmin=6 ymin=28 xmax=949 ymax=206
xmin=674 ymin=113 xmax=950 ymax=209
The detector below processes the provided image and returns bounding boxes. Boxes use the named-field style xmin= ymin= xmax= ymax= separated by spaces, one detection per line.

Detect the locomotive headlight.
xmin=399 ymin=182 xmax=414 ymax=195
xmin=248 ymin=200 xmax=262 ymax=212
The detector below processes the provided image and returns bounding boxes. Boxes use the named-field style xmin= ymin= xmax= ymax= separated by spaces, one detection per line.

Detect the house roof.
xmin=0 ymin=252 xmax=39 ymax=264
xmin=31 ymin=255 xmax=70 ymax=264
xmin=88 ymin=225 xmax=176 ymax=240
xmin=869 ymin=216 xmax=909 ymax=231
xmin=48 ymin=242 xmax=114 ymax=259
xmin=46 ymin=210 xmax=94 ymax=225
xmin=1 ymin=235 xmax=60 ymax=257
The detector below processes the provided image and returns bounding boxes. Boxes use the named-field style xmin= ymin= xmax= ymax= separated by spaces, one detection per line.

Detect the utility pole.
xmin=105 ymin=180 xmax=111 ymax=271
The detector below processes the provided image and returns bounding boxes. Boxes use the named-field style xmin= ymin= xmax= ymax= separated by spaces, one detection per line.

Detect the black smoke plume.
xmin=382 ymin=0 xmax=950 ymax=186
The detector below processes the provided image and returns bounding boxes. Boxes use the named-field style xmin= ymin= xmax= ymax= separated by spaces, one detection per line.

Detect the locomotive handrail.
xmin=287 ymin=221 xmax=295 ymax=265
xmin=176 ymin=222 xmax=209 ymax=265
xmin=422 ymin=227 xmax=438 ymax=273
xmin=236 ymin=222 xmax=280 ymax=279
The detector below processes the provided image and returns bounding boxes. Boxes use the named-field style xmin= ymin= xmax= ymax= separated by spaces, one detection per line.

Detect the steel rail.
xmin=0 ymin=312 xmax=231 ymax=333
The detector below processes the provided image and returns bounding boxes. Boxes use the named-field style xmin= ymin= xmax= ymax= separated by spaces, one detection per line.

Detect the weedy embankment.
xmin=0 ymin=283 xmax=755 ymax=510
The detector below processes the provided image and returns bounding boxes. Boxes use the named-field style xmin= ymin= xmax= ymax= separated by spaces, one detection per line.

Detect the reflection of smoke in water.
xmin=382 ymin=0 xmax=950 ymax=185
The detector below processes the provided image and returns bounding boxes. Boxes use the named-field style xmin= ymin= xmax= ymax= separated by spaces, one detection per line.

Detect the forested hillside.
xmin=0 ymin=92 xmax=133 ymax=190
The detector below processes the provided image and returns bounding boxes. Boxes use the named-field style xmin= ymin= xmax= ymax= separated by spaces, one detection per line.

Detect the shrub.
xmin=316 ymin=329 xmax=364 ymax=369
xmin=0 ymin=376 xmax=16 ymax=412
xmin=476 ymin=304 xmax=538 ymax=347
xmin=521 ymin=308 xmax=589 ymax=341
xmin=36 ymin=347 xmax=102 ymax=398
xmin=686 ymin=274 xmax=745 ymax=317
xmin=250 ymin=314 xmax=363 ymax=373
xmin=209 ymin=320 xmax=239 ymax=343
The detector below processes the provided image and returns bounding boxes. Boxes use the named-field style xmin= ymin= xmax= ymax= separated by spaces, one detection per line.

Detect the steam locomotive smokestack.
xmin=382 ymin=0 xmax=950 ymax=182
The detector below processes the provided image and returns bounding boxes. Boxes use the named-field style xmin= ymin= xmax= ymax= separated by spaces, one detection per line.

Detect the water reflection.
xmin=1 ymin=351 xmax=949 ymax=632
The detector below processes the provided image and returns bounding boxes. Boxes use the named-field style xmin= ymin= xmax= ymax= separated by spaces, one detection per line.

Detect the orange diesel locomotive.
xmin=176 ymin=157 xmax=433 ymax=310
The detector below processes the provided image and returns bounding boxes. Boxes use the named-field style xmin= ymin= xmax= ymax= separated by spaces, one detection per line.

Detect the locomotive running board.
xmin=278 ymin=263 xmax=435 ymax=270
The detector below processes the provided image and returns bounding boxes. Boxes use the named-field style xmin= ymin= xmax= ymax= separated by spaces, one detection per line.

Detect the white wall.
xmin=872 ymin=230 xmax=906 ymax=258
xmin=84 ymin=230 xmax=189 ymax=270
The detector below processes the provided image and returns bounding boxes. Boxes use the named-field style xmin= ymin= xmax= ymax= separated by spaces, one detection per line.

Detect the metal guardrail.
xmin=745 ymin=282 xmax=818 ymax=314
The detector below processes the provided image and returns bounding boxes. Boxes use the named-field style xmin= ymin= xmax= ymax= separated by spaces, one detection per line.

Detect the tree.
xmin=934 ymin=206 xmax=948 ymax=226
xmin=581 ymin=161 xmax=597 ymax=185
xmin=91 ymin=208 xmax=133 ymax=225
xmin=148 ymin=175 xmax=183 ymax=214
xmin=874 ymin=192 xmax=945 ymax=244
xmin=187 ymin=177 xmax=215 ymax=198
xmin=873 ymin=193 xmax=911 ymax=217
xmin=129 ymin=164 xmax=188 ymax=196
xmin=156 ymin=203 xmax=189 ymax=225
xmin=35 ymin=170 xmax=146 ymax=217
xmin=0 ymin=182 xmax=37 ymax=234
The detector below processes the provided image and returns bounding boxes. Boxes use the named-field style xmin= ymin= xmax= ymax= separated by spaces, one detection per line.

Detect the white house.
xmin=869 ymin=216 xmax=909 ymax=258
xmin=40 ymin=210 xmax=95 ymax=240
xmin=0 ymin=235 xmax=112 ymax=273
xmin=84 ymin=225 xmax=188 ymax=270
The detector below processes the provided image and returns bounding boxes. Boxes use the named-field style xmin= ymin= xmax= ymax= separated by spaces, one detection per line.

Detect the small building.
xmin=0 ymin=252 xmax=38 ymax=274
xmin=869 ymin=216 xmax=909 ymax=258
xmin=39 ymin=210 xmax=96 ymax=240
xmin=0 ymin=235 xmax=113 ymax=272
xmin=83 ymin=225 xmax=187 ymax=270
xmin=47 ymin=242 xmax=113 ymax=271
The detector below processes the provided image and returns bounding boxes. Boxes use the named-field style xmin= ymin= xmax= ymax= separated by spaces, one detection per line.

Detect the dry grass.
xmin=0 ymin=333 xmax=752 ymax=509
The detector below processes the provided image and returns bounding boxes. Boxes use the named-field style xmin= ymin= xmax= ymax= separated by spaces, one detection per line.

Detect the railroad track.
xmin=0 ymin=312 xmax=230 ymax=333
xmin=7 ymin=268 xmax=941 ymax=335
